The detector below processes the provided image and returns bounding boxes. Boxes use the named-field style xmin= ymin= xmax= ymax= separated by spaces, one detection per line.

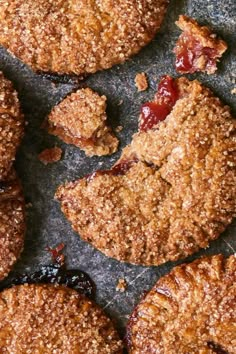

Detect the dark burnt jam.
xmin=207 ymin=342 xmax=229 ymax=354
xmin=139 ymin=76 xmax=179 ymax=132
xmin=174 ymin=33 xmax=217 ymax=74
xmin=0 ymin=244 xmax=95 ymax=299
xmin=0 ymin=181 xmax=8 ymax=193
xmin=86 ymin=159 xmax=139 ymax=182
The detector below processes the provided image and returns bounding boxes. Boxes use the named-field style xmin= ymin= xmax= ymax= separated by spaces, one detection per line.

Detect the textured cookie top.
xmin=0 ymin=72 xmax=24 ymax=180
xmin=127 ymin=254 xmax=236 ymax=353
xmin=0 ymin=0 xmax=169 ymax=75
xmin=0 ymin=170 xmax=25 ymax=280
xmin=48 ymin=88 xmax=118 ymax=156
xmin=0 ymin=284 xmax=123 ymax=353
xmin=56 ymin=78 xmax=236 ymax=266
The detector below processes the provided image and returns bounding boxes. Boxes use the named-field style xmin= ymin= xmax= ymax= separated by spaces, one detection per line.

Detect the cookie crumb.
xmin=135 ymin=73 xmax=148 ymax=91
xmin=116 ymin=278 xmax=127 ymax=292
xmin=38 ymin=147 xmax=62 ymax=165
xmin=115 ymin=126 xmax=123 ymax=133
xmin=231 ymin=87 xmax=236 ymax=95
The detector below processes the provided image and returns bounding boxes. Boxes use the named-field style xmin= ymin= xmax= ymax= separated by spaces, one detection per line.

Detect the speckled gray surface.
xmin=0 ymin=0 xmax=235 ymax=340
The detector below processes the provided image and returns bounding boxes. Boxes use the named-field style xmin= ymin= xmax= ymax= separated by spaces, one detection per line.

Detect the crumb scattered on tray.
xmin=116 ymin=278 xmax=127 ymax=293
xmin=115 ymin=126 xmax=123 ymax=133
xmin=135 ymin=73 xmax=148 ymax=92
xmin=231 ymin=88 xmax=236 ymax=95
xmin=38 ymin=147 xmax=62 ymax=165
xmin=174 ymin=15 xmax=227 ymax=74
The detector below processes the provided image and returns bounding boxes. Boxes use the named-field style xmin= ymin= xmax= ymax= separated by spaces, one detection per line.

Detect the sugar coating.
xmin=0 ymin=284 xmax=123 ymax=353
xmin=48 ymin=88 xmax=118 ymax=156
xmin=127 ymin=254 xmax=236 ymax=353
xmin=0 ymin=170 xmax=25 ymax=280
xmin=0 ymin=72 xmax=24 ymax=180
xmin=0 ymin=0 xmax=169 ymax=75
xmin=56 ymin=78 xmax=236 ymax=266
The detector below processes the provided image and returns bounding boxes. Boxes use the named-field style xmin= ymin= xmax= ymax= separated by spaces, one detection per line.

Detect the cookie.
xmin=0 ymin=170 xmax=25 ymax=280
xmin=0 ymin=283 xmax=123 ymax=353
xmin=0 ymin=0 xmax=169 ymax=75
xmin=127 ymin=254 xmax=236 ymax=353
xmin=174 ymin=15 xmax=227 ymax=74
xmin=48 ymin=88 xmax=118 ymax=156
xmin=0 ymin=72 xmax=24 ymax=181
xmin=56 ymin=77 xmax=236 ymax=266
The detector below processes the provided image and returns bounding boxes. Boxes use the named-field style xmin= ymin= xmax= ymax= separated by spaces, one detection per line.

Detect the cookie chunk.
xmin=0 ymin=170 xmax=25 ymax=280
xmin=174 ymin=15 xmax=227 ymax=74
xmin=48 ymin=88 xmax=118 ymax=156
xmin=56 ymin=77 xmax=236 ymax=266
xmin=127 ymin=254 xmax=236 ymax=353
xmin=0 ymin=72 xmax=24 ymax=180
xmin=38 ymin=147 xmax=62 ymax=165
xmin=0 ymin=0 xmax=169 ymax=75
xmin=0 ymin=284 xmax=123 ymax=353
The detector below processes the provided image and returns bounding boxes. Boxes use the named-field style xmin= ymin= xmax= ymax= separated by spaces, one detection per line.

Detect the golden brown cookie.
xmin=127 ymin=254 xmax=236 ymax=353
xmin=56 ymin=77 xmax=236 ymax=266
xmin=0 ymin=170 xmax=25 ymax=281
xmin=0 ymin=72 xmax=24 ymax=181
xmin=174 ymin=15 xmax=227 ymax=74
xmin=48 ymin=88 xmax=118 ymax=156
xmin=0 ymin=0 xmax=169 ymax=75
xmin=0 ymin=283 xmax=123 ymax=353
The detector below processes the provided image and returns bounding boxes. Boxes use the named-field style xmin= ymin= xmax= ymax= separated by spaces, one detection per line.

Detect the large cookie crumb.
xmin=48 ymin=88 xmax=118 ymax=156
xmin=135 ymin=73 xmax=148 ymax=92
xmin=38 ymin=147 xmax=62 ymax=165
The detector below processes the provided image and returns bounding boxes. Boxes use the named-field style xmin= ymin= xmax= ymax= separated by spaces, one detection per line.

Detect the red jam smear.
xmin=174 ymin=33 xmax=218 ymax=74
xmin=139 ymin=76 xmax=179 ymax=132
xmin=86 ymin=159 xmax=138 ymax=182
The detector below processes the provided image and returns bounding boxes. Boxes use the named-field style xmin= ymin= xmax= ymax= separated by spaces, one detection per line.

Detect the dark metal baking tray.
xmin=0 ymin=0 xmax=235 ymax=337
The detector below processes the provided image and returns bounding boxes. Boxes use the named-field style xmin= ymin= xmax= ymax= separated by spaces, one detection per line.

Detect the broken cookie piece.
xmin=48 ymin=88 xmax=118 ymax=157
xmin=174 ymin=15 xmax=227 ymax=74
xmin=56 ymin=77 xmax=236 ymax=266
xmin=127 ymin=255 xmax=236 ymax=353
xmin=38 ymin=147 xmax=62 ymax=165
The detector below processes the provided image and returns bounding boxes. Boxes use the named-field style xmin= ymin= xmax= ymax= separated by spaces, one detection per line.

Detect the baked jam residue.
xmin=174 ymin=33 xmax=218 ymax=74
xmin=0 ymin=243 xmax=95 ymax=299
xmin=139 ymin=76 xmax=179 ymax=132
xmin=87 ymin=159 xmax=139 ymax=182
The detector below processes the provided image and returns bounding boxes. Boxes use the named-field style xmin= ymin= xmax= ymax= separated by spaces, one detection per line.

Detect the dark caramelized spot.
xmin=174 ymin=33 xmax=218 ymax=74
xmin=207 ymin=341 xmax=229 ymax=354
xmin=139 ymin=76 xmax=179 ymax=132
xmin=0 ymin=181 xmax=8 ymax=193
xmin=0 ymin=244 xmax=95 ymax=299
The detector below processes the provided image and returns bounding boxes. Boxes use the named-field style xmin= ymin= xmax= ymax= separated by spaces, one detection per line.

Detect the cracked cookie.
xmin=127 ymin=254 xmax=236 ymax=353
xmin=48 ymin=88 xmax=118 ymax=156
xmin=56 ymin=77 xmax=236 ymax=266
xmin=0 ymin=284 xmax=123 ymax=353
xmin=0 ymin=0 xmax=169 ymax=75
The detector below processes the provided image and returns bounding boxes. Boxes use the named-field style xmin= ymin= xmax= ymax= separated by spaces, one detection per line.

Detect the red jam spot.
xmin=111 ymin=159 xmax=138 ymax=176
xmin=86 ymin=159 xmax=138 ymax=182
xmin=174 ymin=34 xmax=218 ymax=74
xmin=46 ymin=243 xmax=65 ymax=265
xmin=139 ymin=76 xmax=179 ymax=132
